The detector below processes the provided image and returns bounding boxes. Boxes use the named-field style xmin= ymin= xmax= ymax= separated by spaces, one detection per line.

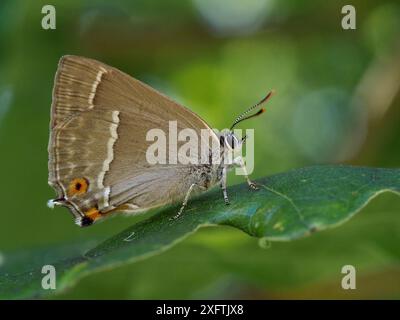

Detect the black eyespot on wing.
xmin=80 ymin=216 xmax=93 ymax=227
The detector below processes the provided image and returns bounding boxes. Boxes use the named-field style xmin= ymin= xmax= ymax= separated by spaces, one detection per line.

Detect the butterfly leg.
xmin=171 ymin=183 xmax=197 ymax=220
xmin=233 ymin=156 xmax=259 ymax=190
xmin=220 ymin=166 xmax=230 ymax=205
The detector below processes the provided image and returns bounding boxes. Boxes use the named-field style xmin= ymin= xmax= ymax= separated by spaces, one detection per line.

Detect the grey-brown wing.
xmin=48 ymin=55 xmax=219 ymax=225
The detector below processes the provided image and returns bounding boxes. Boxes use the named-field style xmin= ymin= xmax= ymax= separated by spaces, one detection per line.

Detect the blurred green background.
xmin=0 ymin=0 xmax=399 ymax=299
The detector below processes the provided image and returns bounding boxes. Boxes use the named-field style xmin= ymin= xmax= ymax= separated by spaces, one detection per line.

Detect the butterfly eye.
xmin=225 ymin=134 xmax=239 ymax=149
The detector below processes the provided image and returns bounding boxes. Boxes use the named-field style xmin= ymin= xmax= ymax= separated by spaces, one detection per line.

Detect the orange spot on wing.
xmin=85 ymin=207 xmax=102 ymax=221
xmin=68 ymin=178 xmax=89 ymax=197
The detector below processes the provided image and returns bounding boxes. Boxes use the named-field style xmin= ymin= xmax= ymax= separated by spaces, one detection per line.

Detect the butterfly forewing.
xmin=48 ymin=55 xmax=219 ymax=226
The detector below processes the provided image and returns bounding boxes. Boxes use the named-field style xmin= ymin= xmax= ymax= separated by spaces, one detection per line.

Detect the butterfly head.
xmin=219 ymin=131 xmax=245 ymax=152
xmin=220 ymin=90 xmax=274 ymax=152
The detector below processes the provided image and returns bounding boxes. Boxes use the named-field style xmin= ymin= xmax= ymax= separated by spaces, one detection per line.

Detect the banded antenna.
xmin=230 ymin=90 xmax=275 ymax=130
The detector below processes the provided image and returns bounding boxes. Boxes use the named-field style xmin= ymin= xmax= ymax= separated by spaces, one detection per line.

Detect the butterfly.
xmin=47 ymin=55 xmax=273 ymax=226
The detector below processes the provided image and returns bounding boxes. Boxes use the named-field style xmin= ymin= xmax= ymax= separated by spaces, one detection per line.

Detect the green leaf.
xmin=0 ymin=165 xmax=399 ymax=299
xmin=56 ymin=198 xmax=400 ymax=299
